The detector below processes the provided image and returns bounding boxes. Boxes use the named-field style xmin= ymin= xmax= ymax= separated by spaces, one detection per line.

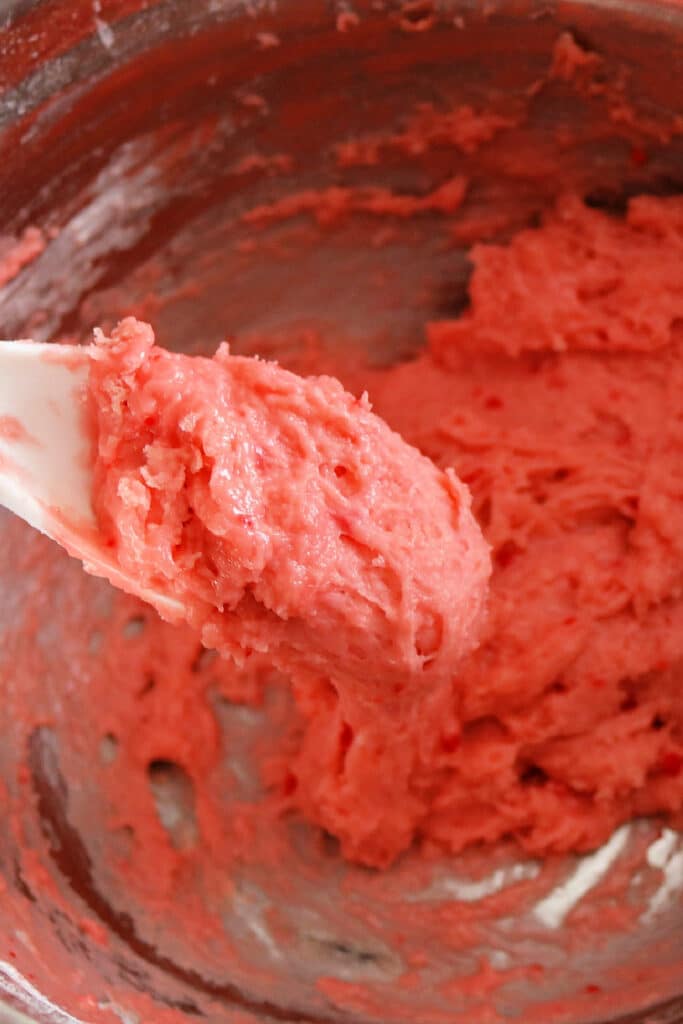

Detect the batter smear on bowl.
xmin=78 ymin=192 xmax=683 ymax=870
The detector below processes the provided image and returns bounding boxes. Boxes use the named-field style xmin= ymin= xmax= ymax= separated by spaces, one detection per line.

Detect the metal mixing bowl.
xmin=1 ymin=1 xmax=682 ymax=1022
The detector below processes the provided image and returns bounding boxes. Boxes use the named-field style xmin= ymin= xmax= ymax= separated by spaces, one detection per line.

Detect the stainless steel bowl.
xmin=1 ymin=1 xmax=682 ymax=1022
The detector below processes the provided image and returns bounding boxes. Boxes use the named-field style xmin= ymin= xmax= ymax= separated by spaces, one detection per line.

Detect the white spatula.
xmin=0 ymin=340 xmax=183 ymax=618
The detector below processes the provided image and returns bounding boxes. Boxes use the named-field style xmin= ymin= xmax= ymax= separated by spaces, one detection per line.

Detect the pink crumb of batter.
xmin=0 ymin=226 xmax=46 ymax=288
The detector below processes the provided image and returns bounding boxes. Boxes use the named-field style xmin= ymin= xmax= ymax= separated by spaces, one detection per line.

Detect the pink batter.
xmin=88 ymin=318 xmax=490 ymax=865
xmin=356 ymin=193 xmax=683 ymax=858
xmin=83 ymin=190 xmax=683 ymax=870
xmin=3 ymin=195 xmax=683 ymax=1024
xmin=2 ymin=19 xmax=683 ymax=1024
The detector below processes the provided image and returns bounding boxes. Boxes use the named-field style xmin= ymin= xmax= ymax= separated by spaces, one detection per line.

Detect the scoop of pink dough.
xmin=89 ymin=318 xmax=491 ymax=866
xmin=89 ymin=318 xmax=490 ymax=710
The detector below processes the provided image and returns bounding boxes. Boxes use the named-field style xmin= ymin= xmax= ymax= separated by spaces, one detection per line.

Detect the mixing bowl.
xmin=1 ymin=0 xmax=682 ymax=1022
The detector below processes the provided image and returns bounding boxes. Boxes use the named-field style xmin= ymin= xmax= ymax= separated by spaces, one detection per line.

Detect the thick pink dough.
xmin=88 ymin=318 xmax=491 ymax=865
xmin=85 ymin=193 xmax=683 ymax=869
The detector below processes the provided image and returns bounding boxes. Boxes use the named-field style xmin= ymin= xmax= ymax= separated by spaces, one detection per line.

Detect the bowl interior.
xmin=1 ymin=2 xmax=683 ymax=1022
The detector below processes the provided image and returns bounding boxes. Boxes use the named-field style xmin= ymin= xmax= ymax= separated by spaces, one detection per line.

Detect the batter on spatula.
xmin=88 ymin=318 xmax=491 ymax=864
